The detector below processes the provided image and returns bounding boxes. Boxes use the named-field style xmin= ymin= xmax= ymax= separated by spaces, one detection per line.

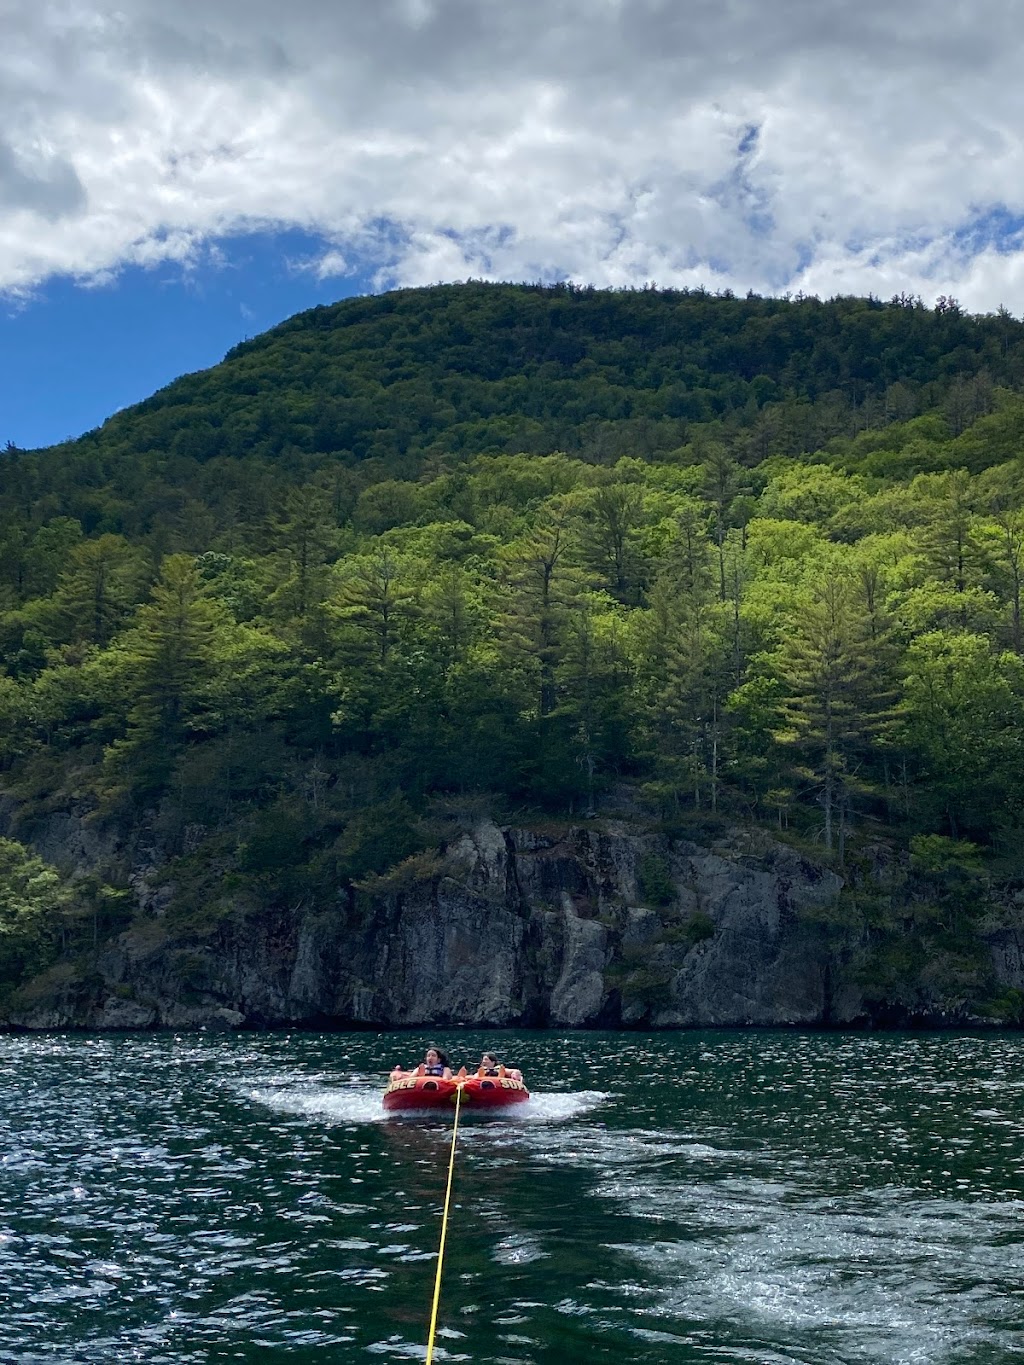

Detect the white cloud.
xmin=3 ymin=0 xmax=1024 ymax=310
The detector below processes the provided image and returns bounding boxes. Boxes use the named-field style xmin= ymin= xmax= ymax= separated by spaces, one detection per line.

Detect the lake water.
xmin=1 ymin=1030 xmax=1023 ymax=1364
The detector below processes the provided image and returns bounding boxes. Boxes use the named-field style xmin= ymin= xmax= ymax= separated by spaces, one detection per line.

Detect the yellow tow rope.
xmin=425 ymin=1082 xmax=463 ymax=1365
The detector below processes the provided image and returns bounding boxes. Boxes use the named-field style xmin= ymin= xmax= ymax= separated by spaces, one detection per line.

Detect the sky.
xmin=4 ymin=0 xmax=1024 ymax=449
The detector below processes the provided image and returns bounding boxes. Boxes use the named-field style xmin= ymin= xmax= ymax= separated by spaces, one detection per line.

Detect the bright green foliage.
xmin=500 ymin=493 xmax=586 ymax=718
xmin=0 ymin=838 xmax=71 ymax=986
xmin=900 ymin=631 xmax=1024 ymax=839
xmin=101 ymin=554 xmax=287 ymax=797
xmin=772 ymin=571 xmax=895 ymax=857
xmin=331 ymin=548 xmax=417 ymax=681
xmin=3 ymin=283 xmax=1024 ymax=988
xmin=580 ymin=479 xmax=649 ymax=602
xmin=554 ymin=598 xmax=633 ymax=812
xmin=55 ymin=535 xmax=147 ymax=646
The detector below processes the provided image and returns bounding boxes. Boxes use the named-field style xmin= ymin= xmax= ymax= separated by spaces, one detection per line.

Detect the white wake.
xmin=249 ymin=1084 xmax=609 ymax=1126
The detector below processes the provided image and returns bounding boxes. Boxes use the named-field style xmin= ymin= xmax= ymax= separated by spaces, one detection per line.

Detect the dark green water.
xmin=2 ymin=1032 xmax=1024 ymax=1364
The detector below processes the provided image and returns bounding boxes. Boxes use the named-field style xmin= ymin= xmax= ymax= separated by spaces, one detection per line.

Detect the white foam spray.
xmin=249 ymin=1084 xmax=609 ymax=1127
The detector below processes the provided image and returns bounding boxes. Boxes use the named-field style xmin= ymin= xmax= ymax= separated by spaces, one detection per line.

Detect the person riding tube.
xmin=390 ymin=1046 xmax=453 ymax=1082
xmin=477 ymin=1051 xmax=523 ymax=1083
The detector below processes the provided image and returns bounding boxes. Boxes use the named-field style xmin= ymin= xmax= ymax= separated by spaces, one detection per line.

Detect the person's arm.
xmin=442 ymin=1066 xmax=453 ymax=1080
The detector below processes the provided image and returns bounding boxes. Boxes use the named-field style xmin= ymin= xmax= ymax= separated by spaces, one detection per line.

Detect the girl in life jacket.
xmin=390 ymin=1046 xmax=453 ymax=1081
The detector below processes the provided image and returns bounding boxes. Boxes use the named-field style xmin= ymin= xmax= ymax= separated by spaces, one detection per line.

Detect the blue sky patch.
xmin=1 ymin=229 xmax=374 ymax=451
xmin=950 ymin=206 xmax=1024 ymax=257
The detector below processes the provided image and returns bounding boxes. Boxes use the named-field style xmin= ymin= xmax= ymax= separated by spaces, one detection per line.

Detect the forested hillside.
xmin=3 ymin=282 xmax=1024 ymax=1023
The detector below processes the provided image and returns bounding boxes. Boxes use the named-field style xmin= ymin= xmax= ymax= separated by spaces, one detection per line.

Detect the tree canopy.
xmin=3 ymin=281 xmax=1024 ymax=1008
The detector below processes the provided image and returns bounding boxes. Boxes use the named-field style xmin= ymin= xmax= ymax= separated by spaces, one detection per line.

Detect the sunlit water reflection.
xmin=1 ymin=1030 xmax=1023 ymax=1363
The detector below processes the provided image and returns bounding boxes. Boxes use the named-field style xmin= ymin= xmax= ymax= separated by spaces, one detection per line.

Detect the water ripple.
xmin=2 ymin=1030 xmax=1024 ymax=1362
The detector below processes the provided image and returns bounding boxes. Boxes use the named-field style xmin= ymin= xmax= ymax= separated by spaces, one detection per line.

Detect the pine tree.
xmin=655 ymin=593 xmax=729 ymax=812
xmin=580 ymin=480 xmax=647 ymax=603
xmin=55 ymin=535 xmax=146 ymax=645
xmin=421 ymin=564 xmax=481 ymax=671
xmin=977 ymin=466 xmax=1024 ymax=655
xmin=501 ymin=494 xmax=583 ymax=717
xmin=107 ymin=555 xmax=235 ymax=793
xmin=901 ymin=631 xmax=1024 ymax=838
xmin=554 ymin=600 xmax=632 ymax=815
xmin=773 ymin=571 xmax=894 ymax=857
xmin=332 ymin=548 xmax=418 ymax=667
xmin=701 ymin=444 xmax=741 ymax=601
xmin=271 ymin=486 xmax=337 ymax=622
xmin=639 ymin=510 xmax=728 ymax=813
xmin=919 ymin=469 xmax=981 ymax=597
xmin=127 ymin=555 xmax=230 ymax=733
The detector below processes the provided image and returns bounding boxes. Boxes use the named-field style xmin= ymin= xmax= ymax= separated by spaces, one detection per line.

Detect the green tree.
xmin=332 ymin=548 xmax=418 ymax=666
xmin=0 ymin=838 xmax=71 ymax=987
xmin=701 ymin=444 xmax=742 ymax=601
xmin=581 ymin=481 xmax=647 ymax=602
xmin=501 ymin=494 xmax=583 ymax=716
xmin=107 ymin=554 xmax=237 ymax=792
xmin=554 ymin=600 xmax=633 ymax=814
xmin=649 ymin=593 xmax=729 ymax=813
xmin=639 ymin=523 xmax=728 ymax=812
xmin=977 ymin=466 xmax=1024 ymax=654
xmin=773 ymin=571 xmax=894 ymax=856
xmin=421 ymin=564 xmax=484 ymax=671
xmin=901 ymin=631 xmax=1024 ymax=838
xmin=632 ymin=500 xmax=715 ymax=705
xmin=55 ymin=534 xmax=147 ymax=645
xmin=24 ymin=519 xmax=83 ymax=600
xmin=0 ymin=520 xmax=29 ymax=607
xmin=271 ymin=486 xmax=337 ymax=621
xmin=918 ymin=469 xmax=982 ymax=597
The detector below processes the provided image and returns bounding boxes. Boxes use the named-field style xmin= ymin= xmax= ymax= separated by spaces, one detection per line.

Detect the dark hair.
xmin=481 ymin=1052 xmax=498 ymax=1066
xmin=426 ymin=1044 xmax=449 ymax=1067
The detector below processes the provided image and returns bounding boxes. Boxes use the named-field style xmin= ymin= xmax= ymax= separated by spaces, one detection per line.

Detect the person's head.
xmin=425 ymin=1045 xmax=449 ymax=1067
xmin=481 ymin=1052 xmax=499 ymax=1068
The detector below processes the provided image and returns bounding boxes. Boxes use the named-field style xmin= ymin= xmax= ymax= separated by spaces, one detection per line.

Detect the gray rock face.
xmin=0 ymin=798 xmax=124 ymax=879
xmin=986 ymin=915 xmax=1024 ymax=996
xmin=652 ymin=844 xmax=843 ymax=1027
xmin=2 ymin=817 xmax=863 ymax=1031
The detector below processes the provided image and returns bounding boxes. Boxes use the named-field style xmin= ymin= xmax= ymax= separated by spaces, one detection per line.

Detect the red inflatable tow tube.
xmin=383 ymin=1065 xmax=529 ymax=1113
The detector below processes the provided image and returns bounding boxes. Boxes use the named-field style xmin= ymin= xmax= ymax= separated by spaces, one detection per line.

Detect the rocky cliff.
xmin=3 ymin=812 xmax=854 ymax=1029
xmin=5 ymin=810 xmax=1023 ymax=1031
